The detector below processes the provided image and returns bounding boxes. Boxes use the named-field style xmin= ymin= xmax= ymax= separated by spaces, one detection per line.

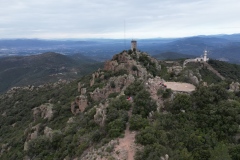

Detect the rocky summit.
xmin=1 ymin=49 xmax=240 ymax=160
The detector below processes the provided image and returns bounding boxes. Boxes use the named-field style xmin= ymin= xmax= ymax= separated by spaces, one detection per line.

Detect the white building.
xmin=194 ymin=50 xmax=209 ymax=62
xmin=183 ymin=50 xmax=209 ymax=67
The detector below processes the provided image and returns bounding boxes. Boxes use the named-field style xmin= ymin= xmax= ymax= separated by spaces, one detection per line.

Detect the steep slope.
xmin=0 ymin=52 xmax=102 ymax=93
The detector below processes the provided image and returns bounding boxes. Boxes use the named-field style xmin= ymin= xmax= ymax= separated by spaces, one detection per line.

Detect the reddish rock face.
xmin=104 ymin=60 xmax=118 ymax=71
xmin=76 ymin=95 xmax=88 ymax=112
xmin=71 ymin=95 xmax=88 ymax=114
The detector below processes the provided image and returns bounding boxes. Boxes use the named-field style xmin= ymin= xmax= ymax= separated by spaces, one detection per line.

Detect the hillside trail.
xmin=114 ymin=108 xmax=136 ymax=160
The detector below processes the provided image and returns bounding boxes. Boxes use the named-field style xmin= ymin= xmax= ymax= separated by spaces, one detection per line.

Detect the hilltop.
xmin=1 ymin=50 xmax=240 ymax=159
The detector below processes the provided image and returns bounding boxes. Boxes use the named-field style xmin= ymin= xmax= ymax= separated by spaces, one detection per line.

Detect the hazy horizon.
xmin=0 ymin=33 xmax=239 ymax=41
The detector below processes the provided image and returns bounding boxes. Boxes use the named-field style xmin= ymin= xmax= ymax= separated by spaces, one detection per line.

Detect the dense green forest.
xmin=134 ymin=82 xmax=240 ymax=160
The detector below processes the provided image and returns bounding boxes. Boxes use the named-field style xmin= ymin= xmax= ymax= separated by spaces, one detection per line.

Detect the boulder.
xmin=24 ymin=124 xmax=41 ymax=151
xmin=32 ymin=103 xmax=54 ymax=121
xmin=167 ymin=66 xmax=182 ymax=76
xmin=190 ymin=75 xmax=199 ymax=85
xmin=76 ymin=95 xmax=88 ymax=112
xmin=229 ymin=82 xmax=240 ymax=92
xmin=44 ymin=126 xmax=53 ymax=139
xmin=94 ymin=103 xmax=108 ymax=126
xmin=81 ymin=88 xmax=87 ymax=95
xmin=71 ymin=95 xmax=88 ymax=114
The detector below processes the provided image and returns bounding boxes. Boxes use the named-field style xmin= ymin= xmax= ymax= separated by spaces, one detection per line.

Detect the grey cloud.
xmin=0 ymin=0 xmax=239 ymax=38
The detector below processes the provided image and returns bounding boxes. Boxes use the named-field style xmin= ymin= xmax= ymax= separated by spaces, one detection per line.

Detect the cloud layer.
xmin=1 ymin=0 xmax=240 ymax=39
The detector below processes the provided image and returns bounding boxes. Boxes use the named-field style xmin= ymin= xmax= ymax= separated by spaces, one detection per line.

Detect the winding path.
xmin=114 ymin=109 xmax=136 ymax=160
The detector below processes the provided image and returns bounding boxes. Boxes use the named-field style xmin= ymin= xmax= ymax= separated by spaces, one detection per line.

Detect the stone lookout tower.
xmin=131 ymin=40 xmax=137 ymax=51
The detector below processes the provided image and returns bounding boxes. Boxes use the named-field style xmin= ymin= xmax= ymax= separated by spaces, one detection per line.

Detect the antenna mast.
xmin=124 ymin=19 xmax=126 ymax=50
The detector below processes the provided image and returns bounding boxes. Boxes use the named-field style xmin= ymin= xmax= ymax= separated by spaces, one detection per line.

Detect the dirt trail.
xmin=114 ymin=109 xmax=136 ymax=160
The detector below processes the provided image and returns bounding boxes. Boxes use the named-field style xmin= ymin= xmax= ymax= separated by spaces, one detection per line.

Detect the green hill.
xmin=209 ymin=59 xmax=240 ymax=81
xmin=0 ymin=52 xmax=102 ymax=93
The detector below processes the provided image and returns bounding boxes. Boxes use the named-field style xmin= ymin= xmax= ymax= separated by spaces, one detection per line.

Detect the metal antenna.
xmin=124 ymin=19 xmax=126 ymax=50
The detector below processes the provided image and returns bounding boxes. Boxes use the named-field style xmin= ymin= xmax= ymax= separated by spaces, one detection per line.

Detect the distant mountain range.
xmin=0 ymin=52 xmax=102 ymax=93
xmin=152 ymin=35 xmax=240 ymax=63
xmin=0 ymin=33 xmax=240 ymax=63
xmin=153 ymin=52 xmax=195 ymax=60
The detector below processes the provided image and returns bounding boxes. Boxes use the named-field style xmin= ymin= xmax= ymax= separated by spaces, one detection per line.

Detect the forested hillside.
xmin=0 ymin=52 xmax=102 ymax=93
xmin=209 ymin=59 xmax=240 ymax=81
xmin=1 ymin=50 xmax=240 ymax=159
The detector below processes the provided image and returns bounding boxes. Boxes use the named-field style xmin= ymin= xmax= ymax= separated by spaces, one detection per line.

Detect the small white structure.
xmin=183 ymin=50 xmax=209 ymax=67
xmin=195 ymin=50 xmax=209 ymax=62
xmin=194 ymin=50 xmax=209 ymax=62
xmin=203 ymin=50 xmax=208 ymax=62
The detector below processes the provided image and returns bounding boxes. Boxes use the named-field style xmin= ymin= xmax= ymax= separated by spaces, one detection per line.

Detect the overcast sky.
xmin=1 ymin=0 xmax=240 ymax=39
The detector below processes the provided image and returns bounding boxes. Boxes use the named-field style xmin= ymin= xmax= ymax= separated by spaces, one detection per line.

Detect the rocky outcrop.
xmin=24 ymin=124 xmax=41 ymax=151
xmin=104 ymin=60 xmax=119 ymax=71
xmin=44 ymin=126 xmax=53 ymax=139
xmin=90 ymin=70 xmax=103 ymax=87
xmin=161 ymin=154 xmax=169 ymax=160
xmin=94 ymin=102 xmax=108 ymax=126
xmin=229 ymin=82 xmax=240 ymax=92
xmin=90 ymin=73 xmax=95 ymax=87
xmin=90 ymin=74 xmax=135 ymax=101
xmin=190 ymin=75 xmax=199 ymax=85
xmin=0 ymin=143 xmax=10 ymax=157
xmin=181 ymin=70 xmax=200 ymax=86
xmin=167 ymin=66 xmax=182 ymax=76
xmin=80 ymin=88 xmax=86 ymax=95
xmin=145 ymin=76 xmax=165 ymax=109
xmin=32 ymin=103 xmax=54 ymax=121
xmin=80 ymin=139 xmax=118 ymax=160
xmin=76 ymin=95 xmax=88 ymax=112
xmin=24 ymin=125 xmax=61 ymax=151
xmin=71 ymin=81 xmax=89 ymax=114
xmin=104 ymin=51 xmax=157 ymax=79
xmin=67 ymin=117 xmax=75 ymax=123
xmin=71 ymin=95 xmax=88 ymax=115
xmin=71 ymin=102 xmax=79 ymax=115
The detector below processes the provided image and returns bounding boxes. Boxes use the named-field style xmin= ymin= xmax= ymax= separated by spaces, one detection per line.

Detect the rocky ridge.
xmin=71 ymin=50 xmax=161 ymax=115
